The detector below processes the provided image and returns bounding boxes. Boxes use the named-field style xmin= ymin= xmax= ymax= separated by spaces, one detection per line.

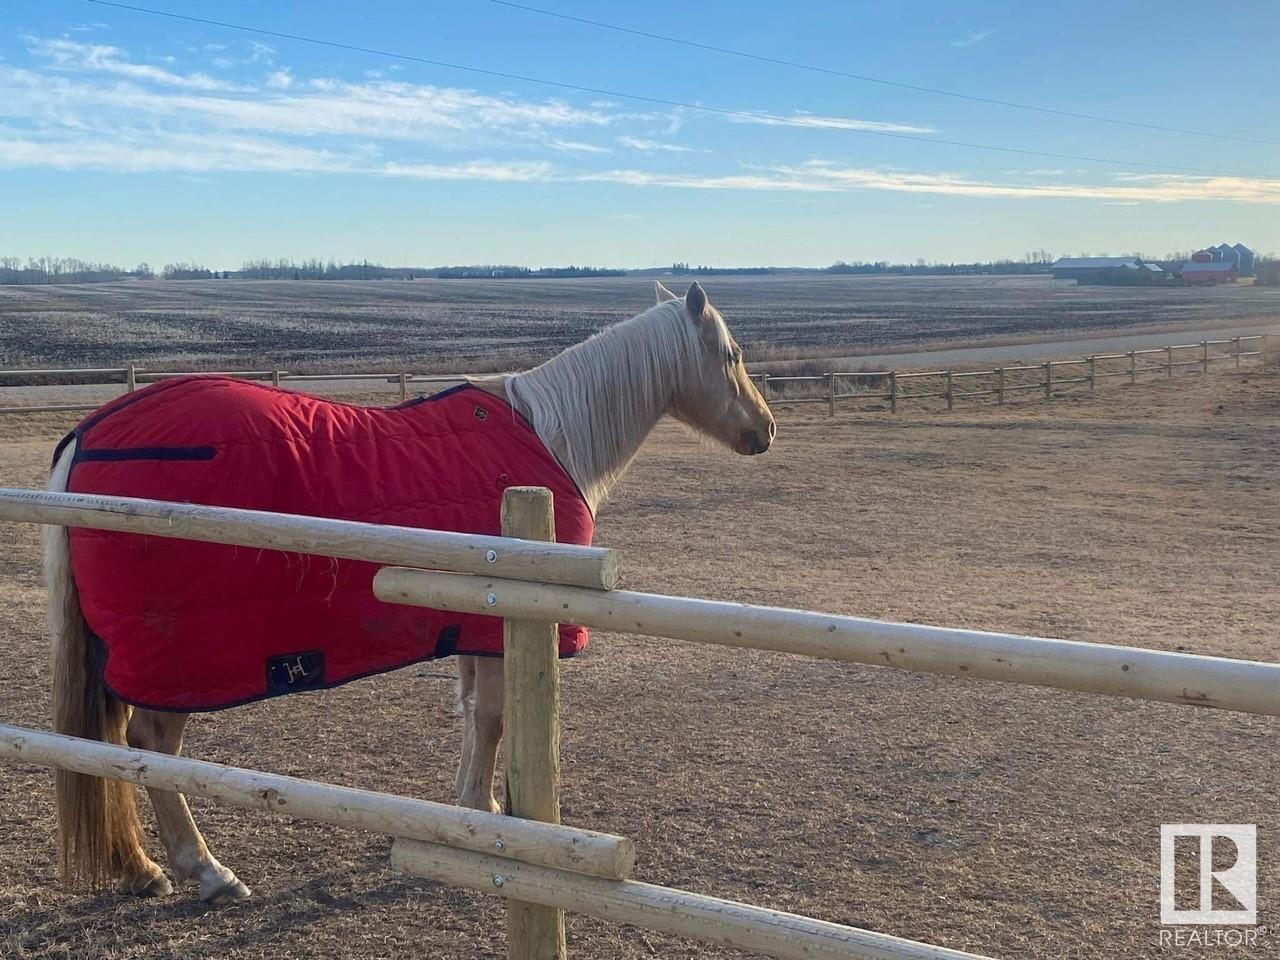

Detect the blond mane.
xmin=504 ymin=298 xmax=730 ymax=512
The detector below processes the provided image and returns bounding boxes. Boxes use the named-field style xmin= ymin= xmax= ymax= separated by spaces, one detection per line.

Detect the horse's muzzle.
xmin=740 ymin=428 xmax=772 ymax=455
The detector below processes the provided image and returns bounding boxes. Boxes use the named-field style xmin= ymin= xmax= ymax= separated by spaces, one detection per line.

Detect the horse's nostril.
xmin=768 ymin=420 xmax=777 ymax=441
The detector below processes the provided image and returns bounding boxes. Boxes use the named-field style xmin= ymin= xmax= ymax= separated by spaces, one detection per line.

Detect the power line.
xmin=491 ymin=0 xmax=1280 ymax=149
xmin=85 ymin=0 xmax=1266 ymax=177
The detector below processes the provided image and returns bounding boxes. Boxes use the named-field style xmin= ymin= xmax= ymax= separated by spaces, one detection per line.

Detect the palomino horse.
xmin=44 ymin=281 xmax=774 ymax=903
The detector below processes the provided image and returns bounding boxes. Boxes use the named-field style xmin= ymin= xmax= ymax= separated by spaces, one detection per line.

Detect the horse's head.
xmin=657 ymin=280 xmax=775 ymax=456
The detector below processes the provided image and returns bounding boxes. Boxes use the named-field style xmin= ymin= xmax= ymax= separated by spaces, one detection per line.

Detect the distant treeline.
xmin=670 ymin=262 xmax=771 ymax=276
xmin=826 ymin=258 xmax=1055 ymax=276
xmin=0 ymin=256 xmax=135 ymax=284
xmin=0 ymin=256 xmax=623 ymax=284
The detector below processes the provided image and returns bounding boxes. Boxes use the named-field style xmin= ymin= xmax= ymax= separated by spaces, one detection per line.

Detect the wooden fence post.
xmin=271 ymin=367 xmax=281 ymax=387
xmin=399 ymin=372 xmax=409 ymax=403
xmin=1166 ymin=346 xmax=1174 ymax=379
xmin=126 ymin=362 xmax=136 ymax=393
xmin=1234 ymin=337 xmax=1241 ymax=369
xmin=1201 ymin=341 xmax=1209 ymax=374
xmin=1043 ymin=362 xmax=1052 ymax=400
xmin=501 ymin=487 xmax=567 ymax=960
xmin=945 ymin=370 xmax=953 ymax=411
xmin=996 ymin=367 xmax=1005 ymax=405
xmin=1128 ymin=351 xmax=1136 ymax=385
xmin=1088 ymin=356 xmax=1096 ymax=392
xmin=889 ymin=371 xmax=897 ymax=413
xmin=827 ymin=372 xmax=836 ymax=417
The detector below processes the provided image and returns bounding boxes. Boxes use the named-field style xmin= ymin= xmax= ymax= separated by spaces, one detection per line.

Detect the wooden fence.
xmin=0 ymin=366 xmax=475 ymax=415
xmin=757 ymin=334 xmax=1270 ymax=413
xmin=3 ymin=486 xmax=1279 ymax=957
xmin=0 ymin=335 xmax=1269 ymax=417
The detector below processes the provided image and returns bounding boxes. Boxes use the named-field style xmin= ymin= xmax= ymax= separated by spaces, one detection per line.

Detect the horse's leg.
xmin=454 ymin=655 xmax=477 ymax=800
xmin=458 ymin=657 xmax=504 ymax=813
xmin=125 ymin=709 xmax=251 ymax=904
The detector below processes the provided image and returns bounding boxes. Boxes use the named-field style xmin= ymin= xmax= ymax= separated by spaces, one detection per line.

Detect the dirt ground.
xmin=0 ymin=369 xmax=1277 ymax=959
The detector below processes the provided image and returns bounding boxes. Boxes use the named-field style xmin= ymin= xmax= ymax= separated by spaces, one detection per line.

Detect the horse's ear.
xmin=655 ymin=280 xmax=679 ymax=303
xmin=684 ymin=282 xmax=708 ymax=321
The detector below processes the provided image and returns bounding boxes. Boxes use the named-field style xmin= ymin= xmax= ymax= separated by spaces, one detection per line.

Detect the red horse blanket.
xmin=60 ymin=377 xmax=592 ymax=712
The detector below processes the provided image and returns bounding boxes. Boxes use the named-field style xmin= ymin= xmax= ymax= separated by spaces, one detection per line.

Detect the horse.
xmin=43 ymin=280 xmax=775 ymax=904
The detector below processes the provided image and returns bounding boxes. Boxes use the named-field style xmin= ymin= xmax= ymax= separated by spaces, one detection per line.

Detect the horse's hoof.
xmin=125 ymin=872 xmax=174 ymax=898
xmin=457 ymin=793 xmax=502 ymax=815
xmin=200 ymin=877 xmax=251 ymax=906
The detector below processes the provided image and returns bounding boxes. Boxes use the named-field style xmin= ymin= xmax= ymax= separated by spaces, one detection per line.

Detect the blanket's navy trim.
xmin=100 ymin=631 xmax=584 ymax=713
xmin=395 ymin=381 xmax=472 ymax=408
xmin=76 ymin=445 xmax=216 ymax=463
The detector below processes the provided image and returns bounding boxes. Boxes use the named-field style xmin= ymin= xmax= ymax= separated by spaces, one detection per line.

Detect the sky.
xmin=1 ymin=0 xmax=1277 ymax=269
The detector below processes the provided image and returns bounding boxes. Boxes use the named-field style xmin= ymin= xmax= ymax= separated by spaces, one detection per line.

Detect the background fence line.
xmin=0 ymin=335 xmax=1270 ymax=416
xmin=758 ymin=334 xmax=1269 ymax=413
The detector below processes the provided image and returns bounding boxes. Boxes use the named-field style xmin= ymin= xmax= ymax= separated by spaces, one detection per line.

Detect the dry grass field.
xmin=1 ymin=275 xmax=1277 ymax=373
xmin=0 ymin=366 xmax=1277 ymax=958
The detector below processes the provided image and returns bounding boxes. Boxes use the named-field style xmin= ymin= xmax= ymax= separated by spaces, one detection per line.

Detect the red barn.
xmin=1180 ymin=260 xmax=1238 ymax=285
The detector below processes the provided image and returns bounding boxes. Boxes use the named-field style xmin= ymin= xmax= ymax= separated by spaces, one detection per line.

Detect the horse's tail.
xmin=45 ymin=436 xmax=145 ymax=889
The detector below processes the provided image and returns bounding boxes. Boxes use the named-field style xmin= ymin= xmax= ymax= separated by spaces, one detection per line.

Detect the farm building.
xmin=1210 ymin=243 xmax=1237 ymax=264
xmin=1180 ymin=259 xmax=1238 ymax=285
xmin=1202 ymin=242 xmax=1256 ymax=276
xmin=1233 ymin=242 xmax=1256 ymax=276
xmin=1049 ymin=256 xmax=1165 ymax=285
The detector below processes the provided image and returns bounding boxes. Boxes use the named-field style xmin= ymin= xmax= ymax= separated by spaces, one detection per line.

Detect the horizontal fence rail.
xmin=0 ymin=488 xmax=619 ymax=590
xmin=374 ymin=570 xmax=1280 ymax=717
xmin=0 ymin=726 xmax=634 ymax=880
xmin=392 ymin=839 xmax=989 ymax=960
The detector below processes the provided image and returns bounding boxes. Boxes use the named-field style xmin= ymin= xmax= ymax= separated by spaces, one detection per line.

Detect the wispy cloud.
xmin=952 ymin=29 xmax=992 ymax=48
xmin=549 ymin=138 xmax=611 ymax=154
xmin=0 ymin=123 xmax=554 ymax=183
xmin=731 ymin=112 xmax=935 ymax=135
xmin=3 ymin=56 xmax=612 ymax=146
xmin=580 ymin=161 xmax=1280 ymax=204
xmin=615 ymin=135 xmax=704 ymax=153
xmin=6 ymin=33 xmax=1272 ymax=210
xmin=29 ymin=37 xmax=233 ymax=92
xmin=380 ymin=160 xmax=553 ymax=181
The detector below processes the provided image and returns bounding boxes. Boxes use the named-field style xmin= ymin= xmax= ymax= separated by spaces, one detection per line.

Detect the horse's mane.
xmin=505 ymin=298 xmax=730 ymax=512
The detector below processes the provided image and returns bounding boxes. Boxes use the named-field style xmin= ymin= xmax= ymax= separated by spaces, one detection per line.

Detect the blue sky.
xmin=2 ymin=1 xmax=1277 ymax=268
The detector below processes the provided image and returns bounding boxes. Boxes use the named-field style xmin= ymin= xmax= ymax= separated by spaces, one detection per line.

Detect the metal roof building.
xmin=1050 ymin=257 xmax=1165 ymax=284
xmin=1180 ymin=260 xmax=1238 ymax=285
xmin=1050 ymin=256 xmax=1142 ymax=280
